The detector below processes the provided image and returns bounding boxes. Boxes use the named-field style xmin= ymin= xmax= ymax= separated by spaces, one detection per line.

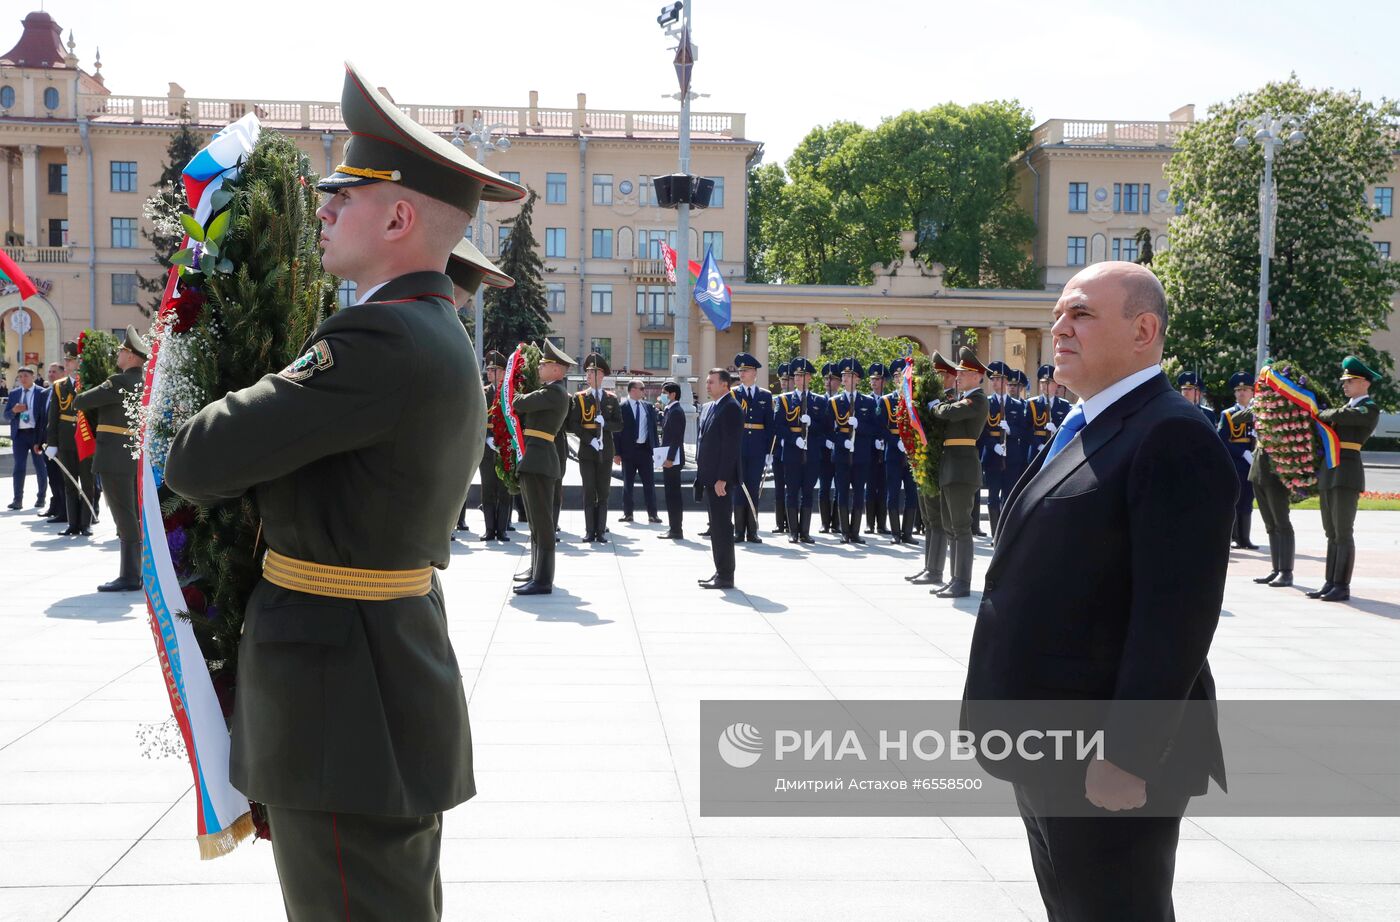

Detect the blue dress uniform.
xmin=878 ymin=357 xmax=918 ymax=544
xmin=1002 ymin=369 xmax=1031 ymax=497
xmin=731 ymin=352 xmax=774 ymax=544
xmin=1217 ymin=371 xmax=1258 ymax=550
xmin=776 ymin=357 xmax=828 ymax=544
xmin=829 ymin=358 xmax=878 ymax=544
xmin=864 ymin=362 xmax=889 ymax=535
xmin=818 ymin=363 xmax=841 ymax=533
xmin=1178 ymin=371 xmax=1219 ymax=427
xmin=1026 ymin=364 xmax=1071 ymax=457
xmin=771 ymin=362 xmax=790 ymax=535
xmin=978 ymin=361 xmax=1011 ymax=537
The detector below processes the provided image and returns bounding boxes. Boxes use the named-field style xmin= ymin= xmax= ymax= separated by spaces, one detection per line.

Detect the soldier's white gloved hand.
xmin=994 ymin=443 xmax=1006 ymax=456
xmin=1243 ymin=450 xmax=1254 ymax=465
xmin=45 ymin=445 xmax=58 ymax=459
xmin=1046 ymin=421 xmax=1058 ymax=434
xmin=844 ymin=439 xmax=853 ymax=450
xmin=825 ymin=439 xmax=835 ymax=450
xmin=486 ymin=436 xmax=497 ymax=452
xmin=875 ymin=439 xmax=885 ymax=451
xmin=765 ymin=454 xmax=773 ymax=467
xmin=591 ymin=437 xmax=603 ymax=451
xmin=1000 ymin=419 xmax=1010 ymax=431
xmin=795 ymin=437 xmax=807 ymax=450
xmin=897 ymin=440 xmax=908 ymax=454
xmin=849 ymin=417 xmax=859 ymax=430
xmin=800 ymin=413 xmax=811 ymax=425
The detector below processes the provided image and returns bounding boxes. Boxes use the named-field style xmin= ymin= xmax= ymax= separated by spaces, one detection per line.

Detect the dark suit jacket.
xmin=661 ymin=401 xmax=686 ymax=467
xmin=5 ymin=384 xmax=49 ymax=441
xmin=618 ymin=397 xmax=659 ymax=457
xmin=697 ymin=392 xmax=741 ymax=488
xmin=963 ymin=372 xmax=1236 ymax=796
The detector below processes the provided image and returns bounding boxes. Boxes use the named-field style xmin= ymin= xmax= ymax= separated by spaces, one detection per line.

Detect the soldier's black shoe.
xmin=700 ymin=576 xmax=734 ymax=590
xmin=5 ymin=501 xmax=20 ymax=510
xmin=513 ymin=571 xmax=533 ymax=582
xmin=648 ymin=516 xmax=663 ymax=524
xmin=910 ymin=573 xmax=942 ymax=585
xmin=619 ymin=514 xmax=634 ymax=522
xmin=1305 ymin=582 xmax=1334 ymax=599
xmin=905 ymin=569 xmax=928 ymax=582
xmin=97 ymin=577 xmax=142 ymax=592
xmin=1253 ymin=571 xmax=1279 ymax=584
xmin=47 ymin=514 xmax=67 ymax=524
xmin=849 ymin=531 xmax=866 ymax=545
xmin=1268 ymin=571 xmax=1293 ymax=587
xmin=698 ymin=573 xmax=717 ymax=585
xmin=1318 ymin=586 xmax=1350 ymax=602
xmin=700 ymin=529 xmax=712 ymax=538
xmin=513 ymin=580 xmax=553 ymax=596
xmin=479 ymin=533 xmax=494 ymax=542
xmin=659 ymin=531 xmax=682 ymax=540
xmin=745 ymin=535 xmax=762 ymax=544
xmin=935 ymin=582 xmax=970 ymax=599
xmin=1233 ymin=540 xmax=1259 ymax=550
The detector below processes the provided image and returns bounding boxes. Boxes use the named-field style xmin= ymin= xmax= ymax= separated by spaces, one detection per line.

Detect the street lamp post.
xmin=1234 ymin=112 xmax=1304 ymax=373
xmin=453 ymin=116 xmax=512 ymax=365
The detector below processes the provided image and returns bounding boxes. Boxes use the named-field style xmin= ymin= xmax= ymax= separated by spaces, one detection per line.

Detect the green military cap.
xmin=540 ymin=340 xmax=576 ymax=368
xmin=122 ymin=324 xmax=149 ymax=360
xmin=582 ymin=352 xmax=611 ymax=375
xmin=954 ymin=346 xmax=988 ymax=375
xmin=931 ymin=351 xmax=958 ymax=375
xmin=62 ymin=340 xmax=79 ymax=359
xmin=483 ymin=350 xmax=507 ymax=370
xmin=446 ymin=238 xmax=513 ymax=292
xmin=317 ymin=62 xmax=527 ymax=217
xmin=1339 ymin=355 xmax=1382 ymax=382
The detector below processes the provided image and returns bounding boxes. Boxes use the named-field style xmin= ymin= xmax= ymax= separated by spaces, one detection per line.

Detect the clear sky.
xmin=27 ymin=0 xmax=1398 ymax=167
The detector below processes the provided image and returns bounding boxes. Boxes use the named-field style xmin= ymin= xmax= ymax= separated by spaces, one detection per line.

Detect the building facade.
xmin=0 ymin=10 xmax=758 ymax=377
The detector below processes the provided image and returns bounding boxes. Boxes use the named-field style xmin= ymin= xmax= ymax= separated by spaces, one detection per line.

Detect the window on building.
xmin=48 ymin=218 xmax=68 ymax=247
xmin=546 ymin=283 xmax=566 ymax=313
xmin=644 ymin=338 xmax=670 ymax=368
xmin=702 ymin=230 xmax=724 ymax=260
xmin=705 ymin=176 xmax=725 ymax=208
xmin=111 ymin=217 xmax=137 ymax=248
xmin=1376 ymin=187 xmax=1394 ymax=218
xmin=590 ymin=337 xmax=612 ymax=363
xmin=499 ymin=171 xmax=520 ymax=184
xmin=1141 ymin=183 xmax=1151 ymax=213
xmin=635 ymin=285 xmax=671 ymax=323
xmin=1068 ymin=182 xmax=1087 ymax=213
xmin=1376 ymin=242 xmax=1392 ymax=260
xmin=590 ymin=284 xmax=613 ymax=314
xmin=498 ymin=225 xmax=511 ymax=254
xmin=592 ymin=173 xmax=613 ymax=205
xmin=1110 ymin=237 xmax=1139 ymax=262
xmin=0 ymin=86 xmax=14 ymax=109
xmin=1115 ymin=183 xmax=1141 ymax=214
xmin=336 ymin=279 xmax=357 ymax=307
xmin=591 ymin=228 xmax=613 ymax=258
xmin=48 ymin=163 xmax=67 ymax=195
xmin=43 ymin=87 xmax=59 ymax=110
xmin=639 ymin=177 xmax=655 ymax=207
xmin=111 ymin=161 xmax=138 ymax=193
xmin=111 ymin=273 xmax=138 ymax=305
xmin=546 ymin=172 xmax=567 ymax=204
xmin=638 ymin=228 xmax=677 ymax=259
xmin=1067 ymin=236 xmax=1087 ymax=266
xmin=545 ymin=227 xmax=566 ymax=258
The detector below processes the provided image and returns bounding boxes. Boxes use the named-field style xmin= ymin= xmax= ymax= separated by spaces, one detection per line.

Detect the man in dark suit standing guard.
xmin=616 ymin=378 xmax=661 ymax=524
xmin=697 ymin=368 xmax=742 ymax=589
xmin=657 ymin=382 xmax=687 ymax=539
xmin=963 ymin=261 xmax=1236 ymax=922
xmin=568 ymin=353 xmax=623 ymax=542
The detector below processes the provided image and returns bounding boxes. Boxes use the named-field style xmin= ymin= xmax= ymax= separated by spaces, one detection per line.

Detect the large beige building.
xmin=0 ymin=10 xmax=758 ymax=376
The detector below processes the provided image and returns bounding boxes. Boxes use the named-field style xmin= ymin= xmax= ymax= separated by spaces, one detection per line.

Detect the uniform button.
xmin=984 ymin=579 xmax=997 ymax=592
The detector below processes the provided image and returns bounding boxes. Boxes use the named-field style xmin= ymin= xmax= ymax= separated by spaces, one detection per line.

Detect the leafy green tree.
xmin=809 ymin=314 xmax=920 ymax=391
xmin=138 ymin=112 xmax=205 ymax=317
xmin=481 ymin=191 xmax=553 ymax=352
xmin=1158 ymin=78 xmax=1400 ymax=407
xmin=766 ymin=324 xmax=801 ymax=372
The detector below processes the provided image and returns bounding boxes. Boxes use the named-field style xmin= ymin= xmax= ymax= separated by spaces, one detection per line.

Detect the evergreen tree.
xmin=481 ymin=191 xmax=553 ymax=351
xmin=138 ymin=112 xmax=205 ymax=317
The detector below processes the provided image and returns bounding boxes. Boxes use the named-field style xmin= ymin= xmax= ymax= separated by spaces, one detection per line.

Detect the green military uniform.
xmin=511 ymin=340 xmax=575 ymax=595
xmin=1249 ymin=446 xmax=1295 ymax=586
xmin=909 ymin=352 xmax=957 ymax=587
xmin=168 ymin=61 xmax=526 ymax=922
xmin=930 ymin=347 xmax=990 ymax=598
xmin=47 ymin=345 xmax=96 ymax=536
xmin=568 ymin=353 xmax=623 ymax=542
xmin=1310 ymin=355 xmax=1383 ymax=602
xmin=553 ymin=414 xmax=569 ymax=532
xmin=73 ymin=326 xmax=146 ymax=591
xmin=476 ymin=351 xmax=515 ymax=542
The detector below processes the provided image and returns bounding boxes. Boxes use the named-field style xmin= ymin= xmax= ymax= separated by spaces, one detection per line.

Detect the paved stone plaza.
xmin=2 ymin=496 xmax=1399 ymax=921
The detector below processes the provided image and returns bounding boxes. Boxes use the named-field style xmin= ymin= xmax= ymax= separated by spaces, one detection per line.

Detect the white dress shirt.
xmin=353 ymin=281 xmax=390 ymax=306
xmin=1078 ymin=363 xmax=1163 ymax=425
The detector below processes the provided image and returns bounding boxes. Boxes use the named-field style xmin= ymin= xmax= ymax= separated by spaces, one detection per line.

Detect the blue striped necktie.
xmin=1043 ymin=405 xmax=1087 ymax=462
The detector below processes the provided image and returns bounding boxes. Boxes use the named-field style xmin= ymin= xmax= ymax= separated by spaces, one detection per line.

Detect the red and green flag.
xmin=0 ymin=248 xmax=38 ymax=300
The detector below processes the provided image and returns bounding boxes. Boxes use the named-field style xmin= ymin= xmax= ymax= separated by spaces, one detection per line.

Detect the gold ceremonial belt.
xmin=524 ymin=428 xmax=556 ymax=441
xmin=97 ymin=424 xmax=133 ymax=436
xmin=943 ymin=438 xmax=977 ymax=447
xmin=744 ymin=423 xmax=765 ymax=430
xmin=789 ymin=426 xmax=803 ymax=433
xmin=1340 ymin=441 xmax=1362 ymax=452
xmin=1034 ymin=429 xmax=1049 ymax=436
xmin=1231 ymin=438 xmax=1252 ymax=443
xmin=837 ymin=426 xmax=852 ymax=434
xmin=263 ymin=549 xmax=432 ymax=602
xmin=60 ymin=414 xmax=77 ymax=422
xmin=581 ymin=422 xmax=601 ymax=429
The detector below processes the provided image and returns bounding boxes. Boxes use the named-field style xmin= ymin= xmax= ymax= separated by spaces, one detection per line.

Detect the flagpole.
xmin=675 ymin=0 xmax=695 ymax=441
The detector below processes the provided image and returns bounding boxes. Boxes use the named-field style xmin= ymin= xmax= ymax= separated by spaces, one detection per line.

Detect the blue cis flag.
xmin=693 ymin=246 xmax=732 ymax=331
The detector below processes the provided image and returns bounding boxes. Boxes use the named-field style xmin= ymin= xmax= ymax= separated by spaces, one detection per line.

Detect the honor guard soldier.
xmin=1217 ymin=372 xmax=1258 ymax=550
xmin=907 ymin=352 xmax=960 ymax=584
xmin=1026 ymin=364 xmax=1070 ymax=456
xmin=513 ymin=341 xmax=576 ymax=594
xmin=776 ymin=357 xmax=827 ymax=544
xmin=829 ymin=358 xmax=878 ymax=544
xmin=877 ymin=358 xmax=917 ymax=544
xmin=931 ymin=348 xmax=990 ymax=597
xmin=1178 ymin=371 xmax=1218 ymax=426
xmin=73 ymin=325 xmax=147 ymax=590
xmin=731 ymin=352 xmax=774 ymax=543
xmin=1310 ymin=355 xmax=1383 ymax=602
xmin=445 ymin=238 xmax=513 ymax=537
xmin=771 ymin=362 xmax=791 ymax=534
xmin=1250 ymin=380 xmax=1297 ymax=588
xmin=978 ymin=361 xmax=1011 ymax=537
xmin=164 ymin=61 xmax=530 ymax=922
xmin=864 ymin=362 xmax=890 ymax=535
xmin=817 ymin=362 xmax=841 ymax=533
xmin=568 ymin=352 xmax=623 ymax=542
xmin=1002 ymin=367 xmax=1031 ymax=500
xmin=48 ymin=341 xmax=94 ymax=536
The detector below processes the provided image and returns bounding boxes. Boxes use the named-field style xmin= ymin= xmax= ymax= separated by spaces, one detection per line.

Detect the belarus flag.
xmin=0 ymin=249 xmax=38 ymax=300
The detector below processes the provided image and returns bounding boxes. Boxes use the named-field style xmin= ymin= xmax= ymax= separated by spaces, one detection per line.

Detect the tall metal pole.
xmin=673 ymin=1 xmax=696 ymax=437
xmin=473 ymin=201 xmax=487 ymax=366
xmin=1255 ymin=145 xmax=1274 ymax=373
